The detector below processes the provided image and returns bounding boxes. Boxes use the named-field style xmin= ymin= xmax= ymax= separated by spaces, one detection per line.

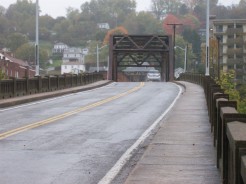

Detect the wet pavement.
xmin=0 ymin=80 xmax=222 ymax=183
xmin=124 ymin=81 xmax=222 ymax=184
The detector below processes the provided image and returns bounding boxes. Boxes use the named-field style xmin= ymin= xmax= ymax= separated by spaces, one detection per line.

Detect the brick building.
xmin=0 ymin=52 xmax=35 ymax=78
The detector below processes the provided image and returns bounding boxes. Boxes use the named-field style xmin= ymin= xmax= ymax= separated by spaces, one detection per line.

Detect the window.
xmin=228 ymin=25 xmax=234 ymax=29
xmin=236 ymin=24 xmax=242 ymax=28
xmin=228 ymin=65 xmax=234 ymax=70
xmin=236 ymin=55 xmax=243 ymax=59
xmin=216 ymin=25 xmax=223 ymax=32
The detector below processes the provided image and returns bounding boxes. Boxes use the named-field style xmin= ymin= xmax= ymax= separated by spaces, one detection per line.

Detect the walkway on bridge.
xmin=124 ymin=81 xmax=222 ymax=184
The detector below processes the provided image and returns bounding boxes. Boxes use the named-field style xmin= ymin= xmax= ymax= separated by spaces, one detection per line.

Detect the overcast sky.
xmin=0 ymin=0 xmax=241 ymax=18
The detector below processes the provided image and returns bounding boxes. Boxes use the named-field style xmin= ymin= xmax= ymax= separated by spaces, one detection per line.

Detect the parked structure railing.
xmin=0 ymin=73 xmax=103 ymax=99
xmin=179 ymin=73 xmax=246 ymax=184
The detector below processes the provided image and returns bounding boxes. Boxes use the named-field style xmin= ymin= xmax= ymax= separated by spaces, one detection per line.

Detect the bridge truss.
xmin=108 ymin=35 xmax=173 ymax=82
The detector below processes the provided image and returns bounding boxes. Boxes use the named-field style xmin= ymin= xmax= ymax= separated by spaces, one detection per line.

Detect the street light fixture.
xmin=174 ymin=45 xmax=188 ymax=72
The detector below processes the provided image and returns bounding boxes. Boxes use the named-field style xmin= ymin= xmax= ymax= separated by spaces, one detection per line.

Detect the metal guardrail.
xmin=179 ymin=73 xmax=246 ymax=184
xmin=0 ymin=73 xmax=103 ymax=99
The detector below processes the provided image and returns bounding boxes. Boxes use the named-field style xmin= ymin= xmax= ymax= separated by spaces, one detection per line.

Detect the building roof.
xmin=0 ymin=52 xmax=29 ymax=67
xmin=213 ymin=19 xmax=246 ymax=24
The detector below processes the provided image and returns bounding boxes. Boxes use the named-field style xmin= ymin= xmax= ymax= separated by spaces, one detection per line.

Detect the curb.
xmin=173 ymin=81 xmax=187 ymax=92
xmin=0 ymin=80 xmax=112 ymax=108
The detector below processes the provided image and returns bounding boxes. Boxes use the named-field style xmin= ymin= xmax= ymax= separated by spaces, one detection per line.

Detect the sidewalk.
xmin=0 ymin=80 xmax=112 ymax=108
xmin=124 ymin=81 xmax=221 ymax=184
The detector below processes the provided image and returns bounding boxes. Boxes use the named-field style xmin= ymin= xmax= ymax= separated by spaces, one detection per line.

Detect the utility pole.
xmin=205 ymin=0 xmax=210 ymax=76
xmin=35 ymin=0 xmax=39 ymax=76
xmin=185 ymin=44 xmax=188 ymax=72
xmin=167 ymin=23 xmax=182 ymax=76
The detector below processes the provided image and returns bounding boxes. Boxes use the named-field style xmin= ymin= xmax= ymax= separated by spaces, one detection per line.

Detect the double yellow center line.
xmin=0 ymin=82 xmax=144 ymax=140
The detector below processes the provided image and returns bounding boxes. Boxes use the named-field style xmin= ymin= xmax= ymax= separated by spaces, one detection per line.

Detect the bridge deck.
xmin=124 ymin=81 xmax=221 ymax=184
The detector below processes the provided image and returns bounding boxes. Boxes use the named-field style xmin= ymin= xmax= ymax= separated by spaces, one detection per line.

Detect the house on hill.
xmin=61 ymin=62 xmax=85 ymax=75
xmin=62 ymin=47 xmax=84 ymax=63
xmin=52 ymin=42 xmax=69 ymax=54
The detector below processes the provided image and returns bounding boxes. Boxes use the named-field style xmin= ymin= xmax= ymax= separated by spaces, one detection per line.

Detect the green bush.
xmin=217 ymin=70 xmax=246 ymax=113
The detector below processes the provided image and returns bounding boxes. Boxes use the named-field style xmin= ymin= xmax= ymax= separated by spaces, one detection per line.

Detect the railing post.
xmin=226 ymin=120 xmax=246 ymax=184
xmin=64 ymin=74 xmax=67 ymax=88
xmin=224 ymin=114 xmax=246 ymax=184
xmin=70 ymin=74 xmax=72 ymax=87
xmin=56 ymin=75 xmax=60 ymax=90
xmin=213 ymin=94 xmax=229 ymax=145
xmin=242 ymin=156 xmax=246 ymax=183
xmin=0 ymin=80 xmax=1 ymax=97
xmin=48 ymin=75 xmax=51 ymax=91
xmin=26 ymin=77 xmax=29 ymax=95
xmin=209 ymin=85 xmax=223 ymax=123
xmin=76 ymin=74 xmax=78 ymax=86
xmin=38 ymin=76 xmax=42 ymax=93
xmin=216 ymin=101 xmax=237 ymax=168
xmin=13 ymin=77 xmax=17 ymax=97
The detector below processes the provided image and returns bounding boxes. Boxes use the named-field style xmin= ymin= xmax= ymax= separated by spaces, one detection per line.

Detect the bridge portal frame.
xmin=108 ymin=35 xmax=174 ymax=82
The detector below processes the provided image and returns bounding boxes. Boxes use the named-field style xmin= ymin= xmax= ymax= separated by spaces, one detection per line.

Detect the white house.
xmin=97 ymin=23 xmax=110 ymax=30
xmin=62 ymin=47 xmax=84 ymax=63
xmin=52 ymin=42 xmax=69 ymax=53
xmin=61 ymin=62 xmax=85 ymax=74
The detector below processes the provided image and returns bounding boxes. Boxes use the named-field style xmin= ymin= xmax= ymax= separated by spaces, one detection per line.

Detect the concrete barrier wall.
xmin=0 ymin=73 xmax=103 ymax=99
xmin=179 ymin=73 xmax=246 ymax=184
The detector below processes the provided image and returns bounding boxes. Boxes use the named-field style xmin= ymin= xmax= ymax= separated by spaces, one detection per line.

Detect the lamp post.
xmin=167 ymin=23 xmax=183 ymax=74
xmin=96 ymin=44 xmax=108 ymax=72
xmin=216 ymin=36 xmax=221 ymax=80
xmin=174 ymin=45 xmax=188 ymax=72
xmin=205 ymin=0 xmax=210 ymax=76
xmin=35 ymin=0 xmax=39 ymax=76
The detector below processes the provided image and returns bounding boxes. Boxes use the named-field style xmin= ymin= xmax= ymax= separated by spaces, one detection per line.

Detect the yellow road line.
xmin=0 ymin=82 xmax=145 ymax=140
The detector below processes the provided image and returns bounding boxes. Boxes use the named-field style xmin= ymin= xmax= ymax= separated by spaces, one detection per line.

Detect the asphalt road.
xmin=0 ymin=82 xmax=180 ymax=184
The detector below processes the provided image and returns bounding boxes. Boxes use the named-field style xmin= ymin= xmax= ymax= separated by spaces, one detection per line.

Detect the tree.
xmin=15 ymin=43 xmax=35 ymax=64
xmin=217 ymin=70 xmax=240 ymax=101
xmin=0 ymin=69 xmax=6 ymax=80
xmin=175 ymin=36 xmax=187 ymax=69
xmin=211 ymin=5 xmax=230 ymax=19
xmin=182 ymin=28 xmax=201 ymax=57
xmin=80 ymin=0 xmax=136 ymax=28
xmin=0 ymin=5 xmax=6 ymax=16
xmin=179 ymin=4 xmax=189 ymax=15
xmin=6 ymin=33 xmax=29 ymax=52
xmin=151 ymin=0 xmax=181 ymax=20
xmin=209 ymin=37 xmax=220 ymax=77
xmin=123 ymin=12 xmax=163 ymax=35
xmin=15 ymin=43 xmax=49 ymax=68
xmin=239 ymin=0 xmax=246 ymax=7
xmin=0 ymin=15 xmax=8 ymax=35
xmin=217 ymin=70 xmax=246 ymax=113
xmin=5 ymin=0 xmax=36 ymax=34
xmin=175 ymin=35 xmax=196 ymax=72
